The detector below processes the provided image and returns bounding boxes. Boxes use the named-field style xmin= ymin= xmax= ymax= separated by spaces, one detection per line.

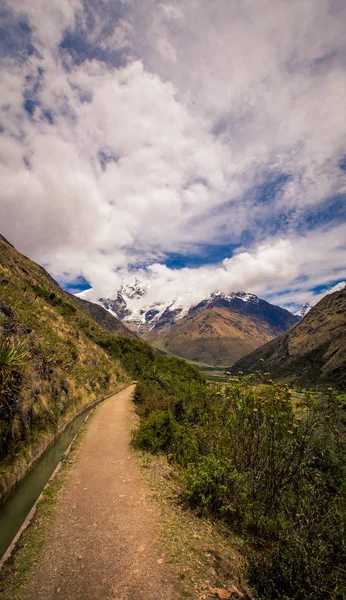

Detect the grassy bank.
xmin=0 ymin=234 xmax=132 ymax=502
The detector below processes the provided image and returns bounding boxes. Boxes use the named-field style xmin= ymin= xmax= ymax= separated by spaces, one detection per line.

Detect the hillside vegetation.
xmin=232 ymin=286 xmax=346 ymax=389
xmin=132 ymin=371 xmax=346 ymax=600
xmin=0 ymin=235 xmax=132 ymax=501
xmin=0 ymin=234 xmax=202 ymax=504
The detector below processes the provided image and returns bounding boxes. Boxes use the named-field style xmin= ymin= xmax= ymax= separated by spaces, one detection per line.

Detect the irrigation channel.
xmin=0 ymin=407 xmax=92 ymax=562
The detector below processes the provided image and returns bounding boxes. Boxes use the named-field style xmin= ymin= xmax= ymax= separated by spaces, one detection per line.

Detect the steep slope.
xmin=295 ymin=281 xmax=346 ymax=317
xmin=232 ymin=285 xmax=346 ymax=389
xmin=0 ymin=234 xmax=130 ymax=501
xmin=69 ymin=293 xmax=136 ymax=337
xmin=144 ymin=293 xmax=299 ymax=366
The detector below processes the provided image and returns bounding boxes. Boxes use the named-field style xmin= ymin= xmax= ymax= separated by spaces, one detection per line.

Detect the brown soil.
xmin=24 ymin=385 xmax=185 ymax=600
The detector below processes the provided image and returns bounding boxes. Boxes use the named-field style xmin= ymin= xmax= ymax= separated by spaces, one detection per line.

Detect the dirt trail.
xmin=25 ymin=385 xmax=183 ymax=600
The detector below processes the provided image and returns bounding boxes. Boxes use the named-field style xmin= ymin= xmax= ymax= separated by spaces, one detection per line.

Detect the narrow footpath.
xmin=25 ymin=385 xmax=183 ymax=600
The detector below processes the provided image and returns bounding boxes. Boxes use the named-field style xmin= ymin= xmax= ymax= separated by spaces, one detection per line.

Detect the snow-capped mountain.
xmin=295 ymin=302 xmax=313 ymax=318
xmin=76 ymin=282 xmax=299 ymax=364
xmin=233 ymin=280 xmax=346 ymax=389
xmin=194 ymin=290 xmax=260 ymax=309
xmin=77 ymin=278 xmax=190 ymax=333
xmin=143 ymin=288 xmax=299 ymax=365
xmin=77 ymin=283 xmax=272 ymax=334
xmin=295 ymin=282 xmax=346 ymax=318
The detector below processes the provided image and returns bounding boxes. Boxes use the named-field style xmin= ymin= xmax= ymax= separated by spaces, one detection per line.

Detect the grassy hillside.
xmin=144 ymin=304 xmax=293 ymax=365
xmin=232 ymin=286 xmax=346 ymax=389
xmin=0 ymin=234 xmax=131 ymax=501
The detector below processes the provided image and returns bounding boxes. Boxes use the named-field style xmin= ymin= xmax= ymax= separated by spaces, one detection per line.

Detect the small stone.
xmin=229 ymin=585 xmax=244 ymax=599
xmin=209 ymin=587 xmax=231 ymax=599
xmin=156 ymin=558 xmax=164 ymax=564
xmin=137 ymin=545 xmax=145 ymax=553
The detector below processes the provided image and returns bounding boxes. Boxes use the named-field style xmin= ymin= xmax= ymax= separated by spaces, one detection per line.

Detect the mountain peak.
xmin=295 ymin=282 xmax=346 ymax=318
xmin=210 ymin=290 xmax=259 ymax=303
xmin=295 ymin=302 xmax=313 ymax=318
xmin=119 ymin=278 xmax=148 ymax=300
xmin=233 ymin=282 xmax=346 ymax=389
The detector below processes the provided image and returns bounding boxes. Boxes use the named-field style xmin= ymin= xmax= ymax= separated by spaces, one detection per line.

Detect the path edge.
xmin=0 ymin=383 xmax=133 ymax=570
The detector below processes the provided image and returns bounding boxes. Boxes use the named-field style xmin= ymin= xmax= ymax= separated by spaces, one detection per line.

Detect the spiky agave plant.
xmin=0 ymin=338 xmax=30 ymax=419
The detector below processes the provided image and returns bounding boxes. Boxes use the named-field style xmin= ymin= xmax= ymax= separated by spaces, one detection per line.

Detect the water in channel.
xmin=0 ymin=409 xmax=90 ymax=560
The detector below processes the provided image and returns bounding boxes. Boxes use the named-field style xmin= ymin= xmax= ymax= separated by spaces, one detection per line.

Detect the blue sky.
xmin=0 ymin=0 xmax=346 ymax=312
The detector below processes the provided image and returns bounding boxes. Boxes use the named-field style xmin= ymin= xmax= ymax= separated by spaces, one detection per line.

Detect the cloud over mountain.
xmin=1 ymin=0 xmax=346 ymax=310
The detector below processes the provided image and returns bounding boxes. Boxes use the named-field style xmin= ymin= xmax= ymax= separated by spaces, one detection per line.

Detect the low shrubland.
xmin=132 ymin=371 xmax=346 ymax=600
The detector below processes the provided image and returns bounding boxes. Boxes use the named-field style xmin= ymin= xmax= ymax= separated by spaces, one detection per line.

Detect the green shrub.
xmin=0 ymin=338 xmax=29 ymax=419
xmin=132 ymin=409 xmax=178 ymax=453
xmin=132 ymin=373 xmax=346 ymax=599
xmin=182 ymin=455 xmax=249 ymax=522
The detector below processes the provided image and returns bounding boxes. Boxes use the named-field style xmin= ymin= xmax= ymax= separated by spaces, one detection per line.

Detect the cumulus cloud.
xmin=0 ymin=0 xmax=346 ymax=311
xmin=264 ymin=222 xmax=346 ymax=309
xmin=80 ymin=238 xmax=299 ymax=311
xmin=11 ymin=0 xmax=82 ymax=49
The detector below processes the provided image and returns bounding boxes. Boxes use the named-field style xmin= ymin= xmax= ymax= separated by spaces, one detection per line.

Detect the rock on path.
xmin=26 ymin=385 xmax=183 ymax=600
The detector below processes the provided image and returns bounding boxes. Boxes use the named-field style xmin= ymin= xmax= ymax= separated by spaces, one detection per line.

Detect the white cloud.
xmin=81 ymin=238 xmax=299 ymax=309
xmin=0 ymin=0 xmax=346 ymax=310
xmin=11 ymin=0 xmax=82 ymax=49
xmin=156 ymin=38 xmax=177 ymax=62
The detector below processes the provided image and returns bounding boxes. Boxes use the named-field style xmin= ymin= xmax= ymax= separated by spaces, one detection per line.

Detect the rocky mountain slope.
xmin=84 ymin=279 xmax=190 ymax=334
xmin=232 ymin=285 xmax=346 ymax=389
xmin=81 ymin=284 xmax=299 ymax=366
xmin=0 ymin=234 xmax=131 ymax=502
xmin=143 ymin=292 xmax=299 ymax=365
xmin=69 ymin=293 xmax=136 ymax=337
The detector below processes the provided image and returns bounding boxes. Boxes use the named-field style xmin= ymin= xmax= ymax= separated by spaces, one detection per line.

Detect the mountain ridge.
xmin=143 ymin=292 xmax=299 ymax=365
xmin=77 ymin=284 xmax=299 ymax=366
xmin=69 ymin=293 xmax=136 ymax=338
xmin=79 ymin=285 xmax=299 ymax=334
xmin=232 ymin=285 xmax=346 ymax=389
